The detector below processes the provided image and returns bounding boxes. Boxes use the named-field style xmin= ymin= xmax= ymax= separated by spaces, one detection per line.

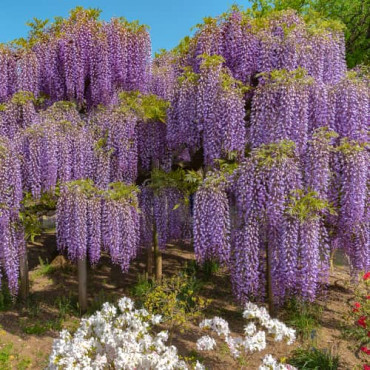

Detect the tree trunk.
xmin=19 ymin=248 xmax=29 ymax=302
xmin=78 ymin=257 xmax=87 ymax=314
xmin=154 ymin=221 xmax=162 ymax=282
xmin=146 ymin=244 xmax=153 ymax=280
xmin=330 ymin=249 xmax=336 ymax=273
xmin=266 ymin=239 xmax=276 ymax=317
xmin=151 ymin=158 xmax=162 ymax=282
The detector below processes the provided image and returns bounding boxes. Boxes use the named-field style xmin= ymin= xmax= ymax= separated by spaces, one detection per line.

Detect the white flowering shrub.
xmin=259 ymin=354 xmax=297 ymax=370
xmin=197 ymin=302 xmax=297 ymax=368
xmin=48 ymin=297 xmax=295 ymax=370
xmin=48 ymin=297 xmax=191 ymax=370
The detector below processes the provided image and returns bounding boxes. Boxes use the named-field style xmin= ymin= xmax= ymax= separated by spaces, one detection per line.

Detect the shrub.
xmin=288 ymin=347 xmax=340 ymax=370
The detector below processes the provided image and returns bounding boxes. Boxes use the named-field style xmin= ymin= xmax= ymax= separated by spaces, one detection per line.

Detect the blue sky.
xmin=0 ymin=0 xmax=252 ymax=53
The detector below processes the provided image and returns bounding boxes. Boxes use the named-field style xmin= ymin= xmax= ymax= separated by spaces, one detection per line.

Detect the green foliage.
xmin=183 ymin=259 xmax=220 ymax=281
xmin=69 ymin=6 xmax=102 ymax=21
xmin=20 ymin=190 xmax=58 ymax=242
xmin=18 ymin=212 xmax=41 ymax=243
xmin=0 ymin=284 xmax=13 ymax=311
xmin=54 ymin=295 xmax=79 ymax=319
xmin=0 ymin=343 xmax=13 ymax=370
xmin=20 ymin=318 xmax=62 ymax=335
xmin=180 ymin=350 xmax=205 ymax=369
xmin=142 ymin=271 xmax=210 ymax=343
xmin=0 ymin=340 xmax=31 ymax=370
xmin=178 ymin=66 xmax=199 ymax=85
xmin=255 ymin=140 xmax=297 ymax=168
xmin=130 ymin=274 xmax=154 ymax=305
xmin=13 ymin=18 xmax=49 ymax=49
xmin=337 ymin=137 xmax=367 ymax=155
xmin=172 ymin=36 xmax=192 ymax=56
xmin=32 ymin=257 xmax=55 ymax=278
xmin=10 ymin=91 xmax=35 ymax=105
xmin=220 ymin=72 xmax=251 ymax=94
xmin=118 ymin=91 xmax=170 ymax=123
xmin=198 ymin=53 xmax=225 ymax=68
xmin=104 ymin=182 xmax=139 ymax=204
xmin=149 ymin=168 xmax=193 ymax=198
xmin=258 ymin=67 xmax=314 ymax=85
xmin=282 ymin=297 xmax=323 ymax=339
xmin=286 ymin=189 xmax=337 ymax=222
xmin=288 ymin=347 xmax=340 ymax=369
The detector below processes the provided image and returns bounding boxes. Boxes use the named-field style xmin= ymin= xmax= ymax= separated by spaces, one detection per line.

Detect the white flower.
xmin=118 ymin=296 xmax=134 ymax=312
xmin=196 ymin=335 xmax=217 ymax=351
xmin=199 ymin=317 xmax=230 ymax=337
xmin=225 ymin=335 xmax=243 ymax=358
xmin=48 ymin=296 xmax=187 ymax=370
xmin=244 ymin=322 xmax=257 ymax=336
xmin=194 ymin=360 xmax=206 ymax=370
xmin=151 ymin=314 xmax=163 ymax=325
xmin=259 ymin=354 xmax=297 ymax=370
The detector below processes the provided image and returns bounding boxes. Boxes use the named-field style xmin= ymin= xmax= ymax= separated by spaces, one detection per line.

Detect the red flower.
xmin=353 ymin=302 xmax=361 ymax=312
xmin=368 ymin=331 xmax=370 ymax=337
xmin=361 ymin=346 xmax=370 ymax=355
xmin=358 ymin=316 xmax=367 ymax=328
xmin=367 ymin=296 xmax=370 ymax=300
xmin=364 ymin=272 xmax=370 ymax=281
xmin=364 ymin=365 xmax=370 ymax=370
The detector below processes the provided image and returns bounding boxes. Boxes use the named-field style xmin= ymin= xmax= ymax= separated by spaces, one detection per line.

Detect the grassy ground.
xmin=0 ymin=231 xmax=363 ymax=369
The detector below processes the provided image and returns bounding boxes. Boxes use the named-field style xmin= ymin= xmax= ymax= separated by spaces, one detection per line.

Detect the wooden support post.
xmin=19 ymin=248 xmax=29 ymax=302
xmin=78 ymin=257 xmax=87 ymax=314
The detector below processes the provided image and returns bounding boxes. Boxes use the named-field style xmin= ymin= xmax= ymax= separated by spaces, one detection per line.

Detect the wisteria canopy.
xmin=0 ymin=6 xmax=368 ymax=308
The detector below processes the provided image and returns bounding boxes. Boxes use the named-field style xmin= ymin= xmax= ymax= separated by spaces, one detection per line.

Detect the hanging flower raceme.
xmin=196 ymin=55 xmax=246 ymax=166
xmin=193 ymin=171 xmax=231 ymax=266
xmin=16 ymin=49 xmax=40 ymax=98
xmin=0 ymin=45 xmax=16 ymax=102
xmin=173 ymin=9 xmax=346 ymax=86
xmin=232 ymin=140 xmax=302 ymax=304
xmin=329 ymin=72 xmax=369 ymax=143
xmin=221 ymin=9 xmax=259 ymax=84
xmin=335 ymin=139 xmax=369 ymax=274
xmin=304 ymin=127 xmax=338 ymax=199
xmin=167 ymin=68 xmax=200 ymax=153
xmin=126 ymin=92 xmax=171 ymax=172
xmin=89 ymin=101 xmax=138 ymax=185
xmin=191 ymin=17 xmax=224 ymax=73
xmin=150 ymin=51 xmax=177 ymax=101
xmin=57 ymin=180 xmax=140 ymax=272
xmin=25 ymin=7 xmax=151 ymax=107
xmin=0 ymin=91 xmax=38 ymax=139
xmin=141 ymin=169 xmax=192 ymax=250
xmin=0 ymin=136 xmax=24 ymax=295
xmin=283 ymin=189 xmax=334 ymax=301
xmin=101 ymin=182 xmax=140 ymax=272
xmin=250 ymin=68 xmax=312 ymax=154
xmin=19 ymin=101 xmax=94 ymax=198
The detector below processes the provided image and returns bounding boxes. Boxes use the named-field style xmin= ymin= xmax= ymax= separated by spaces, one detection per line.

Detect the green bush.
xmin=282 ymin=298 xmax=322 ymax=339
xmin=288 ymin=347 xmax=340 ymax=370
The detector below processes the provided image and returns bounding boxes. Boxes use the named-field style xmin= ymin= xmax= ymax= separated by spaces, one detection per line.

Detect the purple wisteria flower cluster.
xmin=0 ymin=8 xmax=151 ymax=107
xmin=57 ymin=180 xmax=140 ymax=272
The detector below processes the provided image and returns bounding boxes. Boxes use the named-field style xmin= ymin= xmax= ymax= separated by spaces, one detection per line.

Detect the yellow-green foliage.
xmin=143 ymin=272 xmax=211 ymax=342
